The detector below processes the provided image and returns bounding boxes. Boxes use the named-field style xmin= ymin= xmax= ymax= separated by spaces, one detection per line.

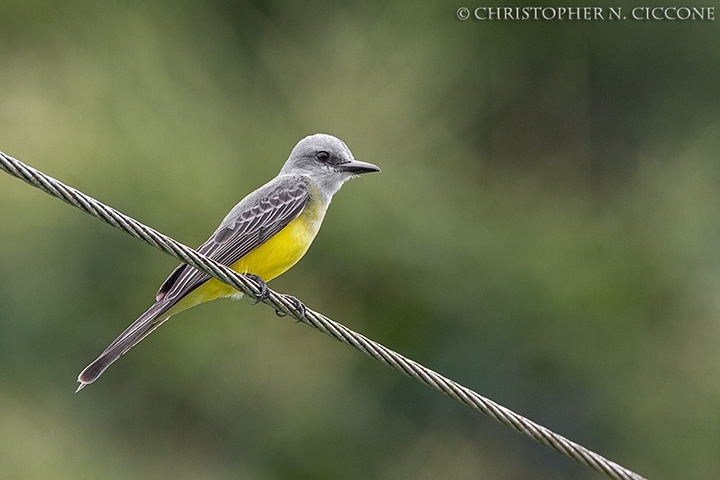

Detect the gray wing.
xmin=156 ymin=175 xmax=310 ymax=303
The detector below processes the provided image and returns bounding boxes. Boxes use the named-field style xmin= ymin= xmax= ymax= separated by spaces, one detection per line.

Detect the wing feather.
xmin=156 ymin=176 xmax=309 ymax=303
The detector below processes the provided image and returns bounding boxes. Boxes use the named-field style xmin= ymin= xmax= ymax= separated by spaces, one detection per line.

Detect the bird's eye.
xmin=316 ymin=151 xmax=330 ymax=162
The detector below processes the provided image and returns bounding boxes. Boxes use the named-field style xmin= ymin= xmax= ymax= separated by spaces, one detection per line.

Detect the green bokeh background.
xmin=1 ymin=1 xmax=719 ymax=479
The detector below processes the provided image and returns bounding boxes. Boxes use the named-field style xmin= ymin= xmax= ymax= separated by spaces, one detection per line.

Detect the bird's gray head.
xmin=279 ymin=134 xmax=380 ymax=198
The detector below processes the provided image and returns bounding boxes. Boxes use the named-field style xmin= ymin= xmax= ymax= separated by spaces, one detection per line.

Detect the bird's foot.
xmin=275 ymin=294 xmax=306 ymax=321
xmin=245 ymin=274 xmax=270 ymax=305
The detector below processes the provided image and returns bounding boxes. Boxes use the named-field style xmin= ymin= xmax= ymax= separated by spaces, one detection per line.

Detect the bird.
xmin=76 ymin=133 xmax=380 ymax=391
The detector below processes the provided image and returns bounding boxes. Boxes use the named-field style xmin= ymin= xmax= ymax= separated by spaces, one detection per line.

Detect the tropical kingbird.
xmin=76 ymin=133 xmax=380 ymax=391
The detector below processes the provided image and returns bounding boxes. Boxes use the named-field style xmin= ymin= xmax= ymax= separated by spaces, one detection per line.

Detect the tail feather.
xmin=76 ymin=301 xmax=172 ymax=390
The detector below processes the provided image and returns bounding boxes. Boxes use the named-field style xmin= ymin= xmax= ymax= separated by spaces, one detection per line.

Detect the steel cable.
xmin=0 ymin=150 xmax=646 ymax=480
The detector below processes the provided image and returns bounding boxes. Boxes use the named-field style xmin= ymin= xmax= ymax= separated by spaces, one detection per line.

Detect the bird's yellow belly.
xmin=231 ymin=212 xmax=321 ymax=282
xmin=173 ymin=201 xmax=325 ymax=311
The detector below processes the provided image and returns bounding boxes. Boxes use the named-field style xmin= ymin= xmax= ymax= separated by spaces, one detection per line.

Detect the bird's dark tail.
xmin=76 ymin=300 xmax=173 ymax=391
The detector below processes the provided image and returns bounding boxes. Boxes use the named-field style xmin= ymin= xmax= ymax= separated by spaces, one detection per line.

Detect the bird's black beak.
xmin=340 ymin=159 xmax=381 ymax=174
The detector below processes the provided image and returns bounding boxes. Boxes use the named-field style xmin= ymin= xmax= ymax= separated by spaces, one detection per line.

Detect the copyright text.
xmin=456 ymin=6 xmax=715 ymax=20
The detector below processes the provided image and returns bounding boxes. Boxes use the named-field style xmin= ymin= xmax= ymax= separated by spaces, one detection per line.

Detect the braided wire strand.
xmin=0 ymin=150 xmax=646 ymax=480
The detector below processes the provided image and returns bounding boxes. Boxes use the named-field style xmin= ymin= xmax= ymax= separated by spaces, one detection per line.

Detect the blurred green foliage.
xmin=2 ymin=1 xmax=720 ymax=478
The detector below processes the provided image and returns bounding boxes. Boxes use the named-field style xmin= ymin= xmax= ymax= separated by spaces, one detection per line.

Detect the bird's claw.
xmin=243 ymin=274 xmax=305 ymax=320
xmin=245 ymin=274 xmax=269 ymax=305
xmin=275 ymin=294 xmax=306 ymax=321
